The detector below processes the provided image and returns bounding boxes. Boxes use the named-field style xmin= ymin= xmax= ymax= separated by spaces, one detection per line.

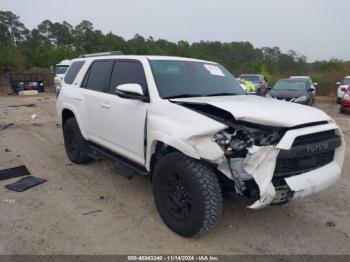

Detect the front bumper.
xmin=341 ymin=99 xmax=350 ymax=112
xmin=220 ymin=123 xmax=345 ymax=209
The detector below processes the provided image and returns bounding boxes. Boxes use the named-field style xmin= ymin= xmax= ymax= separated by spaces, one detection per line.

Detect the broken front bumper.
xmin=219 ymin=122 xmax=345 ymax=209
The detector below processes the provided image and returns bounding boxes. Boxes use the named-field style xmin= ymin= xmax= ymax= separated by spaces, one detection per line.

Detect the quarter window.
xmin=64 ymin=61 xmax=85 ymax=84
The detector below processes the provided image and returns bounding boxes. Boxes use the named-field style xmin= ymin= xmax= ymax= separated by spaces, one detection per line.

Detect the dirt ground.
xmin=0 ymin=92 xmax=349 ymax=255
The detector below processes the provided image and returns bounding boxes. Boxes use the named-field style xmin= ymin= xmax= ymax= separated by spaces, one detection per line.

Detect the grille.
xmin=274 ymin=150 xmax=335 ymax=177
xmin=274 ymin=129 xmax=339 ymax=177
xmin=292 ymin=130 xmax=336 ymax=146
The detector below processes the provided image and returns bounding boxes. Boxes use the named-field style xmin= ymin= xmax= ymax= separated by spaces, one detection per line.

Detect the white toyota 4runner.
xmin=57 ymin=52 xmax=345 ymax=237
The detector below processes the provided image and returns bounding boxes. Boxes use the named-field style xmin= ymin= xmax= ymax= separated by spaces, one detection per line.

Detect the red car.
xmin=340 ymin=87 xmax=350 ymax=113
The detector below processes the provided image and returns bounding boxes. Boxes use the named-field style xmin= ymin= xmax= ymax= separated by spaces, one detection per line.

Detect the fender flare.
xmin=61 ymin=103 xmax=88 ymax=139
xmin=145 ymin=132 xmax=201 ymax=171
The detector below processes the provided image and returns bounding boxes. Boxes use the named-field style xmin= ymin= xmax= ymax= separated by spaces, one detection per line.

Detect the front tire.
xmin=336 ymin=97 xmax=341 ymax=104
xmin=152 ymin=152 xmax=222 ymax=237
xmin=63 ymin=117 xmax=91 ymax=164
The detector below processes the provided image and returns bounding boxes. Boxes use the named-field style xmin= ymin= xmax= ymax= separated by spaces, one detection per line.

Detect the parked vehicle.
xmin=9 ymin=72 xmax=45 ymax=93
xmin=290 ymin=76 xmax=317 ymax=98
xmin=54 ymin=59 xmax=71 ymax=93
xmin=340 ymin=86 xmax=350 ymax=113
xmin=238 ymin=74 xmax=268 ymax=96
xmin=57 ymin=52 xmax=345 ymax=237
xmin=237 ymin=78 xmax=256 ymax=94
xmin=336 ymin=76 xmax=350 ymax=104
xmin=266 ymin=78 xmax=315 ymax=105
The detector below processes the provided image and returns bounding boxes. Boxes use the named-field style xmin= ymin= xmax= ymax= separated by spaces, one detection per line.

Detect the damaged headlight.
xmin=214 ymin=122 xmax=284 ymax=157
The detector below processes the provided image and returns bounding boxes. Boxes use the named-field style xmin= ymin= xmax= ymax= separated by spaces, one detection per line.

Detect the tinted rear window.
xmin=64 ymin=61 xmax=85 ymax=84
xmin=85 ymin=61 xmax=113 ymax=92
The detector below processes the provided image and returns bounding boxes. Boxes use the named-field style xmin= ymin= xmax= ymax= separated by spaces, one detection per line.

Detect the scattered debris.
xmin=326 ymin=221 xmax=336 ymax=227
xmin=0 ymin=165 xmax=30 ymax=181
xmin=56 ymin=123 xmax=61 ymax=128
xmin=0 ymin=123 xmax=13 ymax=130
xmin=99 ymin=195 xmax=105 ymax=200
xmin=82 ymin=209 xmax=103 ymax=216
xmin=2 ymin=198 xmax=15 ymax=203
xmin=16 ymin=155 xmax=21 ymax=158
xmin=8 ymin=103 xmax=36 ymax=108
xmin=18 ymin=90 xmax=38 ymax=96
xmin=32 ymin=123 xmax=43 ymax=127
xmin=4 ymin=148 xmax=11 ymax=152
xmin=5 ymin=176 xmax=46 ymax=192
xmin=31 ymin=114 xmax=37 ymax=120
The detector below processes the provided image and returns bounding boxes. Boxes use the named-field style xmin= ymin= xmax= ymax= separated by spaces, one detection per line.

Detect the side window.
xmin=85 ymin=61 xmax=113 ymax=92
xmin=64 ymin=61 xmax=85 ymax=84
xmin=109 ymin=61 xmax=148 ymax=95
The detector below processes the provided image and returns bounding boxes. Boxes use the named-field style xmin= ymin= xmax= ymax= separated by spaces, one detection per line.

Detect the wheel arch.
xmin=61 ymin=106 xmax=88 ymax=139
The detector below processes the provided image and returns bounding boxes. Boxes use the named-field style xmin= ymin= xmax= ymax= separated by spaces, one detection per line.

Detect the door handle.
xmin=100 ymin=102 xmax=111 ymax=109
xmin=74 ymin=96 xmax=83 ymax=101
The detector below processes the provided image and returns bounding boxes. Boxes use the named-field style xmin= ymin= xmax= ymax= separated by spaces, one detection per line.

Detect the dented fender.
xmin=145 ymin=101 xmax=227 ymax=170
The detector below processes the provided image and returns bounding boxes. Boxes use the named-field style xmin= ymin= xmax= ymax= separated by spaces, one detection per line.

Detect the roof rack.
xmin=79 ymin=51 xmax=123 ymax=58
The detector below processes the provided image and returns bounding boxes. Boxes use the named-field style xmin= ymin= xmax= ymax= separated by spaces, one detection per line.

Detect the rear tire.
xmin=63 ymin=117 xmax=91 ymax=164
xmin=152 ymin=152 xmax=222 ymax=237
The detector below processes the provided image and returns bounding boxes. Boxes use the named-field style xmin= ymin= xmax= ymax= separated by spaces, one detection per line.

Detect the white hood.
xmin=171 ymin=95 xmax=331 ymax=127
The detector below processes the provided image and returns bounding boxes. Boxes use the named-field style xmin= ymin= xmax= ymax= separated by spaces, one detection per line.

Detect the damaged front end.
xmin=171 ymin=100 xmax=344 ymax=209
xmin=214 ymin=122 xmax=288 ymax=208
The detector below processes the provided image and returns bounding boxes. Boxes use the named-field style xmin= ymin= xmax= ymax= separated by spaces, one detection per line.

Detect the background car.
xmin=340 ymin=86 xmax=350 ymax=113
xmin=238 ymin=74 xmax=268 ymax=96
xmin=266 ymin=78 xmax=315 ymax=105
xmin=290 ymin=76 xmax=317 ymax=97
xmin=54 ymin=59 xmax=71 ymax=93
xmin=336 ymin=76 xmax=350 ymax=104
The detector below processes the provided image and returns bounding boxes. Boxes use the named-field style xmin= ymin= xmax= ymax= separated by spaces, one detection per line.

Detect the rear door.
xmin=81 ymin=60 xmax=114 ymax=139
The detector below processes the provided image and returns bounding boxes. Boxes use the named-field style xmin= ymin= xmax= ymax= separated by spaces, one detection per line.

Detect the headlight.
xmin=294 ymin=95 xmax=307 ymax=102
xmin=344 ymin=93 xmax=350 ymax=100
xmin=214 ymin=123 xmax=283 ymax=157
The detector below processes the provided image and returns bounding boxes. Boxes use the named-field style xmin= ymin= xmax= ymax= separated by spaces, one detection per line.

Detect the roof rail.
xmin=79 ymin=51 xmax=123 ymax=58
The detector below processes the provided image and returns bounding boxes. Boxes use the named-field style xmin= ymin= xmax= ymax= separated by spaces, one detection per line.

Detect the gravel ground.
xmin=0 ymin=93 xmax=349 ymax=255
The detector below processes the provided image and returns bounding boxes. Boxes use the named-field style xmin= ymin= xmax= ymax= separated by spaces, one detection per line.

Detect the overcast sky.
xmin=1 ymin=0 xmax=349 ymax=62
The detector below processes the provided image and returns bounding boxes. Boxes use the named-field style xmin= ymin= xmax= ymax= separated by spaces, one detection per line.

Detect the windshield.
xmin=273 ymin=80 xmax=307 ymax=90
xmin=342 ymin=78 xmax=350 ymax=85
xmin=56 ymin=65 xmax=69 ymax=75
xmin=239 ymin=75 xmax=260 ymax=83
xmin=149 ymin=60 xmax=245 ymax=99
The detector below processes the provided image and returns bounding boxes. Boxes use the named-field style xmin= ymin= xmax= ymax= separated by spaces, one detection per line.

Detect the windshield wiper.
xmin=206 ymin=92 xmax=238 ymax=97
xmin=163 ymin=94 xmax=203 ymax=99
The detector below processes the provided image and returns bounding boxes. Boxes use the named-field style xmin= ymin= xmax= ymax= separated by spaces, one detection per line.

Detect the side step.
xmin=88 ymin=144 xmax=149 ymax=180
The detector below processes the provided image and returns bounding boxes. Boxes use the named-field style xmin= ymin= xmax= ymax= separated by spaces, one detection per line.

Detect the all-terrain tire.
xmin=152 ymin=152 xmax=222 ymax=237
xmin=63 ymin=117 xmax=91 ymax=164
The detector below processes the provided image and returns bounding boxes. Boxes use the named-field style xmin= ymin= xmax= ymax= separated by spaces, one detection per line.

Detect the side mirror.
xmin=116 ymin=83 xmax=149 ymax=102
xmin=336 ymin=82 xmax=341 ymax=85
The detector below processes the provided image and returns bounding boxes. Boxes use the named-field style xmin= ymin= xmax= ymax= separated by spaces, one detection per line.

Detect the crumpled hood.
xmin=171 ymin=95 xmax=331 ymax=127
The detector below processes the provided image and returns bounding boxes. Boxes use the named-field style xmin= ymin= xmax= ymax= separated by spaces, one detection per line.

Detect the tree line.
xmin=1 ymin=10 xmax=349 ymax=94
